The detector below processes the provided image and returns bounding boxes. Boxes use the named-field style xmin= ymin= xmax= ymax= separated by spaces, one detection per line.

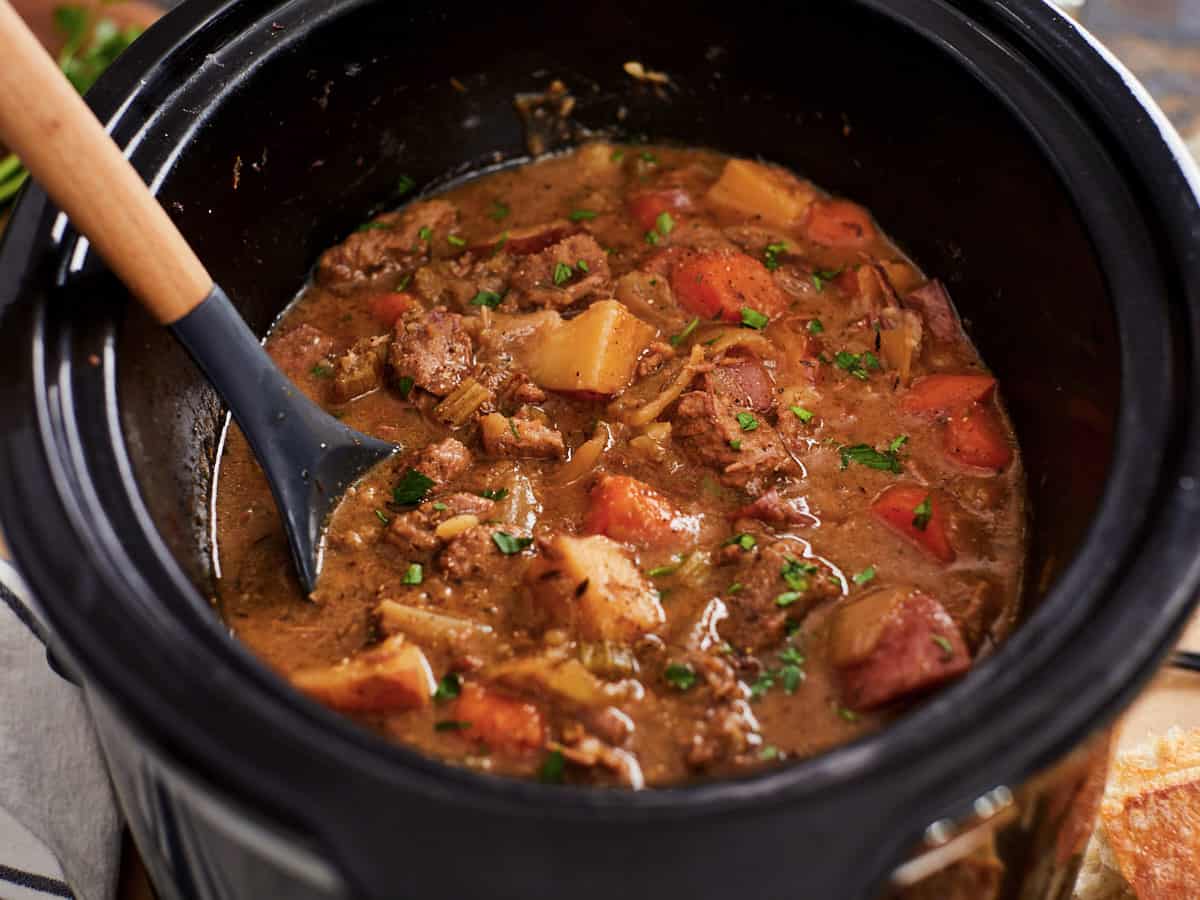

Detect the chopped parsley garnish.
xmin=553 ymin=262 xmax=574 ymax=286
xmin=310 ymin=363 xmax=332 ymax=378
xmin=488 ymin=199 xmax=510 ymax=221
xmin=834 ymin=704 xmax=859 ymax=722
xmin=610 ymin=149 xmax=626 ymax=163
xmin=492 ymin=531 xmax=533 ymax=555
xmin=432 ymin=502 xmax=448 ymax=511
xmin=736 ymin=412 xmax=760 ymax=432
xmin=759 ymin=745 xmax=781 ymax=761
xmin=778 ymin=646 xmax=805 ymax=666
xmin=781 ymin=557 xmax=818 ymax=592
xmin=727 ymin=582 xmax=743 ymax=595
xmin=729 ymin=438 xmax=743 ymax=451
xmin=480 ymin=488 xmax=509 ymax=501
xmin=741 ymin=307 xmax=769 ymax=330
xmin=538 ymin=750 xmax=566 ymax=784
xmin=577 ymin=259 xmax=590 ymax=273
xmin=492 ymin=232 xmax=509 ymax=255
xmin=447 ymin=234 xmax=466 ymax=247
xmin=932 ymin=634 xmax=954 ymax=658
xmin=396 ymin=375 xmax=415 ymax=397
xmin=648 ymin=556 xmax=687 ymax=578
xmin=912 ymin=496 xmax=933 ymax=531
xmin=838 ymin=443 xmax=903 ymax=474
xmin=375 ymin=509 xmax=391 ymax=525
xmin=889 ymin=434 xmax=909 ymax=453
xmin=655 ymin=211 xmax=675 ymax=236
xmin=402 ymin=563 xmax=423 ymax=585
xmin=569 ymin=208 xmax=598 ymax=222
xmin=509 ymin=418 xmax=521 ymax=439
xmin=434 ymin=720 xmax=470 ymax=732
xmin=417 ymin=225 xmax=432 ymax=241
xmin=639 ymin=150 xmax=658 ymax=164
xmin=664 ymin=663 xmax=698 ymax=691
xmin=433 ymin=672 xmax=461 ymax=702
xmin=392 ymin=468 xmax=435 ymax=505
xmin=471 ymin=290 xmax=504 ymax=308
xmin=396 ymin=174 xmax=416 ymax=195
xmin=644 ymin=229 xmax=661 ymax=246
xmin=725 ymin=533 xmax=757 ymax=551
xmin=833 ymin=350 xmax=880 ymax=381
xmin=790 ymin=405 xmax=815 ymax=424
xmin=852 ymin=566 xmax=876 ymax=585
xmin=749 ymin=671 xmax=775 ymax=700
xmin=812 ymin=266 xmax=844 ymax=292
xmin=670 ymin=317 xmax=700 ymax=347
xmin=808 ymin=318 xmax=825 ymax=334
xmin=356 ymin=221 xmax=392 ymax=232
xmin=780 ymin=664 xmax=805 ymax=694
xmin=775 ymin=591 xmax=802 ymax=608
xmin=763 ymin=242 xmax=787 ymax=272
xmin=396 ymin=273 xmax=412 ymax=291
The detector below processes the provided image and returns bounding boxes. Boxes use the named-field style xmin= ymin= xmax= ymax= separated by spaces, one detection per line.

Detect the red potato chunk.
xmin=291 ymin=635 xmax=436 ymax=713
xmin=584 ymin=474 xmax=696 ymax=549
xmin=468 ymin=221 xmax=581 ymax=257
xmin=367 ymin=291 xmax=417 ymax=327
xmin=449 ymin=682 xmax=546 ymax=753
xmin=944 ymin=403 xmax=1013 ymax=471
xmin=871 ymin=484 xmax=955 ymax=563
xmin=802 ymin=198 xmax=878 ymax=248
xmin=702 ymin=353 xmax=777 ymax=412
xmin=670 ymin=250 xmax=788 ymax=324
xmin=524 ymin=534 xmax=665 ymax=643
xmin=901 ymin=374 xmax=997 ymax=416
xmin=628 ymin=188 xmax=692 ymax=231
xmin=831 ymin=587 xmax=970 ymax=710
xmin=904 ymin=280 xmax=963 ymax=343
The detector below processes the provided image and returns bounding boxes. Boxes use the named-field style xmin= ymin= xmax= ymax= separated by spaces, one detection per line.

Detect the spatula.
xmin=0 ymin=1 xmax=397 ymax=593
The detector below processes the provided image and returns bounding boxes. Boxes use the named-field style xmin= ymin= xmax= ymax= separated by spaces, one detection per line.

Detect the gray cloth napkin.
xmin=0 ymin=558 xmax=120 ymax=900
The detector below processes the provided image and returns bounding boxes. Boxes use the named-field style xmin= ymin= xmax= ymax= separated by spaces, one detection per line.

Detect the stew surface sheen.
xmin=214 ymin=145 xmax=1026 ymax=788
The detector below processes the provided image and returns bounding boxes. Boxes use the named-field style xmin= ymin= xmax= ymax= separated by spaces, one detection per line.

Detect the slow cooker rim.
xmin=3 ymin=0 xmax=1200 ymax=835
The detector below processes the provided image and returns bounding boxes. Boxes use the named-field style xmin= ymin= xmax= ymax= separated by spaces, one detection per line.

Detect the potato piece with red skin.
xmin=670 ymin=250 xmax=788 ymax=323
xmin=872 ymin=484 xmax=955 ymax=563
xmin=628 ymin=188 xmax=691 ymax=232
xmin=449 ymin=682 xmax=546 ymax=753
xmin=585 ymin=474 xmax=692 ymax=548
xmin=367 ymin=291 xmax=417 ymax=327
xmin=291 ymin=635 xmax=436 ymax=713
xmin=944 ymin=403 xmax=1013 ymax=471
xmin=802 ymin=198 xmax=878 ymax=248
xmin=831 ymin=587 xmax=970 ymax=710
xmin=901 ymin=374 xmax=997 ymax=416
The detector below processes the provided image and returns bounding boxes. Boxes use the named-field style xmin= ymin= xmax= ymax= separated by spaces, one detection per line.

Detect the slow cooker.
xmin=2 ymin=1 xmax=1200 ymax=897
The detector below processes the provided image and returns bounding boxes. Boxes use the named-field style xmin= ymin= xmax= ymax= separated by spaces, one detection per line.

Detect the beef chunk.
xmin=267 ymin=324 xmax=335 ymax=383
xmin=316 ymin=199 xmax=458 ymax=294
xmin=731 ymin=489 xmax=818 ymax=528
xmin=384 ymin=492 xmax=496 ymax=554
xmin=701 ymin=353 xmax=776 ymax=412
xmin=468 ymin=221 xmax=581 ymax=257
xmin=331 ymin=335 xmax=389 ymax=402
xmin=478 ymin=411 xmax=565 ymax=459
xmin=830 ymin=587 xmax=970 ymax=710
xmin=413 ymin=252 xmax=516 ymax=310
xmin=411 ymin=437 xmax=473 ymax=486
xmin=671 ymin=390 xmax=791 ymax=490
xmin=438 ymin=523 xmax=532 ymax=581
xmin=389 ymin=308 xmax=473 ymax=397
xmin=508 ymin=234 xmax=611 ymax=308
xmin=904 ymin=279 xmax=963 ymax=343
xmin=718 ymin=539 xmax=840 ymax=652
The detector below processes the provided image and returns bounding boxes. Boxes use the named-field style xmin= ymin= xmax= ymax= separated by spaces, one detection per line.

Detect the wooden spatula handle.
xmin=0 ymin=1 xmax=212 ymax=323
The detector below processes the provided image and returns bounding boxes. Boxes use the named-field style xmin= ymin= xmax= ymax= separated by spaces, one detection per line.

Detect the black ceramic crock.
xmin=2 ymin=1 xmax=1200 ymax=898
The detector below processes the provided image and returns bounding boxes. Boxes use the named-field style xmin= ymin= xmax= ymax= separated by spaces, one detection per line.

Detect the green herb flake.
xmin=396 ymin=273 xmax=412 ymax=291
xmin=912 ymin=496 xmax=933 ymax=531
xmin=417 ymin=225 xmax=433 ymax=242
xmin=310 ymin=363 xmax=332 ymax=378
xmin=763 ymin=242 xmax=787 ymax=272
xmin=509 ymin=418 xmax=521 ymax=440
xmin=838 ymin=443 xmax=903 ymax=474
xmin=432 ymin=502 xmax=448 ymax=511
xmin=639 ymin=150 xmax=658 ymax=164
xmin=790 ymin=405 xmax=815 ymax=424
xmin=834 ymin=351 xmax=873 ymax=381
xmin=759 ymin=745 xmax=781 ymax=761
xmin=611 ymin=149 xmax=626 ymax=163
xmin=932 ymin=634 xmax=955 ymax=658
xmin=736 ymin=411 xmax=760 ymax=432
xmin=778 ymin=646 xmax=805 ymax=666
xmin=729 ymin=438 xmax=743 ymax=451
xmin=480 ymin=488 xmax=509 ymax=501
xmin=889 ymin=434 xmax=909 ymax=453
xmin=356 ymin=221 xmax=392 ymax=232
xmin=726 ymin=533 xmax=757 ymax=552
xmin=740 ymin=307 xmax=769 ymax=330
xmin=392 ymin=468 xmax=435 ymax=505
xmin=489 ymin=199 xmax=511 ymax=222
xmin=812 ymin=266 xmax=844 ymax=292
xmin=808 ymin=318 xmax=825 ymax=334
xmin=569 ymin=208 xmax=598 ymax=222
xmin=538 ymin=750 xmax=567 ymax=784
xmin=470 ymin=290 xmax=504 ymax=308
xmin=492 ymin=531 xmax=534 ymax=555
xmin=648 ymin=556 xmax=687 ymax=578
xmin=434 ymin=720 xmax=470 ymax=732
xmin=664 ymin=663 xmax=698 ymax=691
xmin=447 ymin=234 xmax=467 ymax=247
xmin=775 ymin=591 xmax=802 ymax=608
xmin=670 ymin=317 xmax=700 ymax=347
xmin=553 ymin=261 xmax=574 ymax=286
xmin=781 ymin=557 xmax=817 ymax=592
xmin=655 ymin=211 xmax=675 ymax=236
xmin=375 ymin=509 xmax=391 ymax=526
xmin=749 ymin=671 xmax=775 ymax=700
xmin=644 ymin=229 xmax=661 ymax=246
xmin=780 ymin=665 xmax=805 ymax=694
xmin=396 ymin=174 xmax=416 ymax=195
xmin=852 ymin=566 xmax=876 ymax=586
xmin=727 ymin=582 xmax=744 ymax=595
xmin=396 ymin=375 xmax=415 ymax=397
xmin=433 ymin=672 xmax=461 ymax=702
xmin=576 ymin=259 xmax=590 ymax=273
xmin=834 ymin=704 xmax=859 ymax=722
xmin=402 ymin=563 xmax=424 ymax=585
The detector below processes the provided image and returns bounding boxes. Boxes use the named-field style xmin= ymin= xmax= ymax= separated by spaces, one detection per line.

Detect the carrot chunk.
xmin=944 ymin=403 xmax=1013 ymax=471
xmin=584 ymin=474 xmax=690 ymax=548
xmin=628 ymin=188 xmax=691 ymax=231
xmin=802 ymin=199 xmax=877 ymax=248
xmin=670 ymin=250 xmax=787 ymax=323
xmin=901 ymin=374 xmax=996 ymax=416
xmin=450 ymin=682 xmax=545 ymax=753
xmin=871 ymin=484 xmax=955 ymax=563
xmin=367 ymin=291 xmax=417 ymax=327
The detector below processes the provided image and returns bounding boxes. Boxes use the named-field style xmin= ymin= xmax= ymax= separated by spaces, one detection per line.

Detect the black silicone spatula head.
xmin=0 ymin=3 xmax=395 ymax=593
